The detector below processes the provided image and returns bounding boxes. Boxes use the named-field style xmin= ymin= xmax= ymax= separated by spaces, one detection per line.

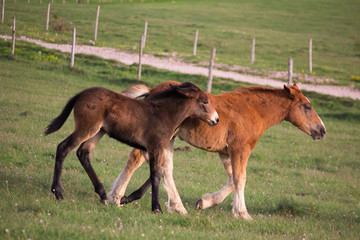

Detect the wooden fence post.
xmin=70 ymin=28 xmax=76 ymax=68
xmin=142 ymin=21 xmax=148 ymax=48
xmin=94 ymin=5 xmax=100 ymax=41
xmin=11 ymin=16 xmax=15 ymax=56
xmin=309 ymin=38 xmax=312 ymax=73
xmin=288 ymin=57 xmax=293 ymax=85
xmin=138 ymin=34 xmax=144 ymax=81
xmin=1 ymin=0 xmax=5 ymax=24
xmin=46 ymin=3 xmax=50 ymax=31
xmin=193 ymin=29 xmax=199 ymax=56
xmin=251 ymin=37 xmax=255 ymax=64
xmin=207 ymin=47 xmax=216 ymax=93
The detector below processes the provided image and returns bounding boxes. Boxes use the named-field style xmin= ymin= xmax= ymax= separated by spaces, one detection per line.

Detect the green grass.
xmin=0 ymin=39 xmax=360 ymax=239
xmin=0 ymin=0 xmax=360 ymax=88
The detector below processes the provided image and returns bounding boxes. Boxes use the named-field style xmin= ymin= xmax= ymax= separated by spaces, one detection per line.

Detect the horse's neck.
xmin=250 ymin=90 xmax=291 ymax=131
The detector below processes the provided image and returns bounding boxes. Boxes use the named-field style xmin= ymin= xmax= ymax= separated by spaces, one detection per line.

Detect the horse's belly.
xmin=177 ymin=127 xmax=227 ymax=152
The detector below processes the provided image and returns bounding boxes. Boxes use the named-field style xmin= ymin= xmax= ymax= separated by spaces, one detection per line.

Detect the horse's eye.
xmin=203 ymin=100 xmax=209 ymax=105
xmin=303 ymin=104 xmax=312 ymax=110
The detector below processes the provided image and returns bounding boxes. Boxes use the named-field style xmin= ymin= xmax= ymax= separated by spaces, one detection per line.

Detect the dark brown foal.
xmin=45 ymin=82 xmax=219 ymax=213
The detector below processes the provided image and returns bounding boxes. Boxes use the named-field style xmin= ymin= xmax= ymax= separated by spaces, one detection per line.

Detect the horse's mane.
xmin=226 ymin=86 xmax=286 ymax=97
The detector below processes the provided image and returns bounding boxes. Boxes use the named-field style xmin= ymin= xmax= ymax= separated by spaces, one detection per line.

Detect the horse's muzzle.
xmin=310 ymin=124 xmax=326 ymax=140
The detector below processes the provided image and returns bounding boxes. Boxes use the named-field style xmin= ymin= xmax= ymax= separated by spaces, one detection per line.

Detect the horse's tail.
xmin=121 ymin=84 xmax=150 ymax=99
xmin=44 ymin=94 xmax=80 ymax=136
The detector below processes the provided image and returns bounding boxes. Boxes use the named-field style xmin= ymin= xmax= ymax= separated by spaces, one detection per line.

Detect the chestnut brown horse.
xmin=108 ymin=81 xmax=326 ymax=220
xmin=44 ymin=82 xmax=219 ymax=213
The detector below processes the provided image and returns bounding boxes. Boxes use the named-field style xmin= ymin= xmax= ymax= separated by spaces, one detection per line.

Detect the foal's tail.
xmin=121 ymin=84 xmax=150 ymax=99
xmin=44 ymin=94 xmax=80 ymax=136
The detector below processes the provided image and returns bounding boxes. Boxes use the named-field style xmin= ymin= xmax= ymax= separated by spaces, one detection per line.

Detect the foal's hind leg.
xmin=76 ymin=130 xmax=107 ymax=204
xmin=108 ymin=148 xmax=146 ymax=206
xmin=51 ymin=133 xmax=86 ymax=200
xmin=196 ymin=153 xmax=234 ymax=210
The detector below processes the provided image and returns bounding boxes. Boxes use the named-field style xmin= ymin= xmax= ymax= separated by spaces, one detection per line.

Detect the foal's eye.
xmin=203 ymin=100 xmax=209 ymax=105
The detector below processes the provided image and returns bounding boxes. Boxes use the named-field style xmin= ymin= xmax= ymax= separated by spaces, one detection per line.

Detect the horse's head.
xmin=170 ymin=82 xmax=219 ymax=126
xmin=284 ymin=83 xmax=326 ymax=140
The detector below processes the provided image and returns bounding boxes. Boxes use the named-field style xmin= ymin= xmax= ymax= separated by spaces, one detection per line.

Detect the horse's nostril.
xmin=320 ymin=126 xmax=326 ymax=136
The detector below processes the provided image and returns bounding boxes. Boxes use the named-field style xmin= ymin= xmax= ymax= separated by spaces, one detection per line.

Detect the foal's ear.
xmin=284 ymin=85 xmax=295 ymax=99
xmin=170 ymin=82 xmax=199 ymax=98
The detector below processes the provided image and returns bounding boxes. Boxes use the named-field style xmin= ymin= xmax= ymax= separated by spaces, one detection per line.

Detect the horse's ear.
xmin=171 ymin=82 xmax=199 ymax=98
xmin=284 ymin=85 xmax=295 ymax=99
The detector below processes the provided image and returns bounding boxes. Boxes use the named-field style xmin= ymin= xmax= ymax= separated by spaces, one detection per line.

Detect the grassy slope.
xmin=0 ymin=39 xmax=359 ymax=239
xmin=0 ymin=0 xmax=359 ymax=87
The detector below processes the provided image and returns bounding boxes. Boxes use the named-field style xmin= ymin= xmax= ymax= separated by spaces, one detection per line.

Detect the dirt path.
xmin=2 ymin=35 xmax=360 ymax=100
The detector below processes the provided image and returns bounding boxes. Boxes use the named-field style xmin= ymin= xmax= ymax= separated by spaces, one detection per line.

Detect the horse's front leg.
xmin=162 ymin=138 xmax=187 ymax=215
xmin=230 ymin=145 xmax=253 ymax=220
xmin=196 ymin=153 xmax=234 ymax=210
xmin=149 ymin=146 xmax=165 ymax=213
xmin=108 ymin=148 xmax=146 ymax=206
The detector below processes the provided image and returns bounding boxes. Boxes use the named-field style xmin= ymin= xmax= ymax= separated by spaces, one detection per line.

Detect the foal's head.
xmin=170 ymin=82 xmax=219 ymax=126
xmin=284 ymin=83 xmax=326 ymax=140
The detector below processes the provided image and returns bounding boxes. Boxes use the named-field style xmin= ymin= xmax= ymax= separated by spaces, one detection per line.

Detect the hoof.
xmin=166 ymin=201 xmax=188 ymax=215
xmin=174 ymin=206 xmax=188 ymax=215
xmin=120 ymin=196 xmax=129 ymax=205
xmin=52 ymin=189 xmax=64 ymax=200
xmin=233 ymin=211 xmax=253 ymax=221
xmin=101 ymin=199 xmax=108 ymax=205
xmin=153 ymin=208 xmax=162 ymax=214
xmin=195 ymin=199 xmax=203 ymax=210
xmin=108 ymin=195 xmax=123 ymax=207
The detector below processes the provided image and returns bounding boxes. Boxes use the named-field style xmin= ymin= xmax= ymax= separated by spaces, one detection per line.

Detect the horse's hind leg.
xmin=162 ymin=138 xmax=187 ymax=215
xmin=76 ymin=130 xmax=107 ymax=204
xmin=108 ymin=148 xmax=146 ymax=206
xmin=196 ymin=153 xmax=234 ymax=210
xmin=51 ymin=133 xmax=84 ymax=200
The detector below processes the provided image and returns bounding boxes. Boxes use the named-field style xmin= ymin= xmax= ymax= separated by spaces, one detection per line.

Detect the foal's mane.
xmin=145 ymin=86 xmax=182 ymax=101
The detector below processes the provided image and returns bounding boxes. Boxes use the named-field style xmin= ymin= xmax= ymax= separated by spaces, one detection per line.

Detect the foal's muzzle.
xmin=208 ymin=112 xmax=219 ymax=126
xmin=310 ymin=124 xmax=326 ymax=140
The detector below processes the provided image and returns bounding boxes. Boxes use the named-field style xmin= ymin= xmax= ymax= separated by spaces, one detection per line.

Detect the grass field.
xmin=0 ymin=0 xmax=360 ymax=88
xmin=0 ymin=38 xmax=359 ymax=239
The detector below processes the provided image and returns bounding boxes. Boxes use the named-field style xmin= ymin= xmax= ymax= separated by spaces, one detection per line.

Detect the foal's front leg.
xmin=149 ymin=147 xmax=165 ymax=213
